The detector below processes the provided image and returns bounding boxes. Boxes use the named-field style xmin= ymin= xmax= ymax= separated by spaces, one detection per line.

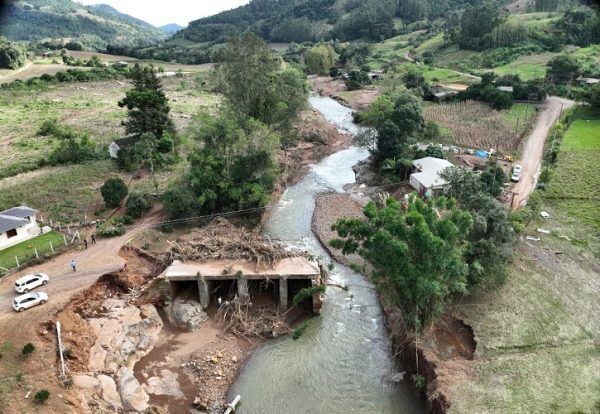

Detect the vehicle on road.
xmin=12 ymin=292 xmax=48 ymax=312
xmin=511 ymin=164 xmax=523 ymax=182
xmin=14 ymin=273 xmax=49 ymax=294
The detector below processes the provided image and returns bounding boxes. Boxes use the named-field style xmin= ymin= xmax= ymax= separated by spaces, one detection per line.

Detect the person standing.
xmin=91 ymin=234 xmax=96 ymax=245
xmin=83 ymin=239 xmax=88 ymax=249
xmin=70 ymin=259 xmax=77 ymax=272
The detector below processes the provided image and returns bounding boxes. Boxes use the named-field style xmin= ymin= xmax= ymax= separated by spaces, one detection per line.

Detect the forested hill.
xmin=176 ymin=0 xmax=507 ymax=44
xmin=0 ymin=0 xmax=167 ymax=50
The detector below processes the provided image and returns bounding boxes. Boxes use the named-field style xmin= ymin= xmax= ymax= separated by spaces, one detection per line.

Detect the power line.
xmin=120 ymin=180 xmax=412 ymax=231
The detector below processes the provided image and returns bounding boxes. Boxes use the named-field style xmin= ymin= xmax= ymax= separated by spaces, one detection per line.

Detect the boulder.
xmin=117 ymin=367 xmax=149 ymax=412
xmin=72 ymin=374 xmax=100 ymax=391
xmin=97 ymin=374 xmax=122 ymax=410
xmin=166 ymin=298 xmax=208 ymax=331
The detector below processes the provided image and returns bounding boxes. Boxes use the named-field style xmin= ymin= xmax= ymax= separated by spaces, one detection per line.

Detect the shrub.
xmin=126 ymin=193 xmax=152 ymax=219
xmin=21 ymin=342 xmax=35 ymax=356
xmin=100 ymin=178 xmax=128 ymax=208
xmin=96 ymin=224 xmax=126 ymax=238
xmin=34 ymin=389 xmax=50 ymax=404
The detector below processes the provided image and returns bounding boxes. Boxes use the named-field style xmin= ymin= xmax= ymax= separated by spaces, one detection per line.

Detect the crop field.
xmin=450 ymin=221 xmax=600 ymax=413
xmin=545 ymin=108 xmax=600 ymax=229
xmin=423 ymin=101 xmax=535 ymax=153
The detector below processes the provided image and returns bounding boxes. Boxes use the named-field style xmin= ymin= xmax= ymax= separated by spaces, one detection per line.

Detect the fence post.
xmin=50 ymin=219 xmax=53 ymax=228
xmin=67 ymin=226 xmax=71 ymax=235
xmin=58 ymin=222 xmax=61 ymax=231
xmin=50 ymin=241 xmax=54 ymax=254
xmin=63 ymin=234 xmax=67 ymax=246
xmin=35 ymin=248 xmax=39 ymax=259
xmin=84 ymin=214 xmax=87 ymax=226
xmin=15 ymin=256 xmax=19 ymax=268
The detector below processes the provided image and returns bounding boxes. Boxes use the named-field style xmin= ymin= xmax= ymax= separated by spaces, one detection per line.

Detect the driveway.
xmin=512 ymin=96 xmax=574 ymax=210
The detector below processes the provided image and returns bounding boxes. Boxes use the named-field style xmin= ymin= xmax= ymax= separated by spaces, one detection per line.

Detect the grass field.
xmin=492 ymin=52 xmax=558 ymax=80
xmin=0 ymin=161 xmax=117 ymax=223
xmin=561 ymin=108 xmax=600 ymax=150
xmin=0 ymin=231 xmax=65 ymax=271
xmin=545 ymin=108 xmax=600 ymax=230
xmin=450 ymin=214 xmax=600 ymax=413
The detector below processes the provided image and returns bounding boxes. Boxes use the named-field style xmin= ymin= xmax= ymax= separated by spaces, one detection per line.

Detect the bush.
xmin=21 ymin=342 xmax=35 ymax=356
xmin=126 ymin=193 xmax=153 ymax=219
xmin=100 ymin=178 xmax=128 ymax=208
xmin=96 ymin=224 xmax=126 ymax=238
xmin=34 ymin=389 xmax=50 ymax=404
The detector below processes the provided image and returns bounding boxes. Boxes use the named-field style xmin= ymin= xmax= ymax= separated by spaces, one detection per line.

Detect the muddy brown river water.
xmin=228 ymin=96 xmax=424 ymax=414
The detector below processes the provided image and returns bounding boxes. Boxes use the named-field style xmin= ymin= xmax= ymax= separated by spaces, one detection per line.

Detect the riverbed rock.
xmin=117 ymin=367 xmax=149 ymax=412
xmin=144 ymin=370 xmax=184 ymax=398
xmin=89 ymin=303 xmax=163 ymax=373
xmin=166 ymin=297 xmax=208 ymax=331
xmin=97 ymin=374 xmax=122 ymax=410
xmin=72 ymin=374 xmax=100 ymax=391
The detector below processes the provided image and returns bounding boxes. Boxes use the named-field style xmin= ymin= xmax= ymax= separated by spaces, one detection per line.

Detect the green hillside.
xmin=0 ymin=0 xmax=167 ymax=50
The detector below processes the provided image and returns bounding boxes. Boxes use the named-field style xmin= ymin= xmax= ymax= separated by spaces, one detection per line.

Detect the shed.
xmin=496 ymin=86 xmax=514 ymax=92
xmin=109 ymin=136 xmax=140 ymax=159
xmin=409 ymin=157 xmax=454 ymax=196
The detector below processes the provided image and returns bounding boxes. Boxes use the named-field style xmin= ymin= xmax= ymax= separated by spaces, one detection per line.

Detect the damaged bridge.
xmin=161 ymin=257 xmax=324 ymax=313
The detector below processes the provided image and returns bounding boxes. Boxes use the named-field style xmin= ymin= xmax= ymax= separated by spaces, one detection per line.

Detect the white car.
xmin=14 ymin=273 xmax=49 ymax=294
xmin=12 ymin=292 xmax=48 ymax=312
xmin=511 ymin=164 xmax=523 ymax=182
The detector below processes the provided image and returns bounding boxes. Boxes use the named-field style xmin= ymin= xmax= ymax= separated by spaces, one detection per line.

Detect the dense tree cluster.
xmin=162 ymin=34 xmax=308 ymax=218
xmin=0 ymin=37 xmax=26 ymax=69
xmin=332 ymin=195 xmax=473 ymax=331
xmin=304 ymin=44 xmax=337 ymax=75
xmin=0 ymin=0 xmax=166 ymax=50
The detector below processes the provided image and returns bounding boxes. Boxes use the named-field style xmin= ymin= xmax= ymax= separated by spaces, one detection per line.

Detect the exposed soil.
xmin=275 ymin=108 xmax=353 ymax=197
xmin=310 ymin=76 xmax=380 ymax=111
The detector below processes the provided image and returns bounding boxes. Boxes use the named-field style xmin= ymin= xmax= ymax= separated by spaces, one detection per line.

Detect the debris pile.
xmin=168 ymin=218 xmax=298 ymax=268
xmin=184 ymin=338 xmax=247 ymax=413
xmin=216 ymin=297 xmax=291 ymax=339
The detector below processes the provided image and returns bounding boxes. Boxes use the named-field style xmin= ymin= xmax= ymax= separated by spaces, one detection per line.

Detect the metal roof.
xmin=0 ymin=214 xmax=29 ymax=234
xmin=411 ymin=157 xmax=454 ymax=189
xmin=1 ymin=206 xmax=38 ymax=219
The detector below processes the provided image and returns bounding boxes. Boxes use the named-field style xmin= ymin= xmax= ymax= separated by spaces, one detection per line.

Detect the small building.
xmin=109 ymin=136 xmax=139 ymax=159
xmin=0 ymin=206 xmax=40 ymax=251
xmin=496 ymin=86 xmax=514 ymax=93
xmin=576 ymin=76 xmax=600 ymax=86
xmin=114 ymin=61 xmax=129 ymax=68
xmin=409 ymin=157 xmax=454 ymax=196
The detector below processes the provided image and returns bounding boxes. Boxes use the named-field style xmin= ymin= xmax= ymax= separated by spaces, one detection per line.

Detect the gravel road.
xmin=512 ymin=96 xmax=574 ymax=210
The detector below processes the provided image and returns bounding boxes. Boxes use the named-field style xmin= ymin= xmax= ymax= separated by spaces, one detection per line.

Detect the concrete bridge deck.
xmin=161 ymin=257 xmax=323 ymax=312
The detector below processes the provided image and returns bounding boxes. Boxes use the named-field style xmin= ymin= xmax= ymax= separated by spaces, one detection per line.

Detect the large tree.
xmin=118 ymin=64 xmax=174 ymax=139
xmin=332 ymin=196 xmax=472 ymax=331
xmin=304 ymin=44 xmax=337 ymax=75
xmin=0 ymin=37 xmax=26 ymax=69
xmin=217 ymin=33 xmax=308 ymax=127
xmin=546 ymin=55 xmax=581 ymax=84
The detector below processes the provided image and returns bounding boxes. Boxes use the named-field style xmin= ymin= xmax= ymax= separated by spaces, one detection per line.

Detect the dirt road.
xmin=0 ymin=210 xmax=162 ymax=322
xmin=512 ymin=96 xmax=574 ymax=209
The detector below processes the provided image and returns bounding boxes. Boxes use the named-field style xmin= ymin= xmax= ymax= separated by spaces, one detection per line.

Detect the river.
xmin=228 ymin=96 xmax=424 ymax=414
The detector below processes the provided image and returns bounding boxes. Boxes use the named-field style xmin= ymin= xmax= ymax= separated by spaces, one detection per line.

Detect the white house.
xmin=109 ymin=136 xmax=140 ymax=159
xmin=410 ymin=157 xmax=454 ymax=197
xmin=0 ymin=206 xmax=40 ymax=251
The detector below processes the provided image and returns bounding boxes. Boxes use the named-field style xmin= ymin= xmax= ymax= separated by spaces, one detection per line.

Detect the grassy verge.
xmin=450 ymin=206 xmax=600 ymax=413
xmin=0 ymin=231 xmax=65 ymax=271
xmin=545 ymin=107 xmax=600 ymax=230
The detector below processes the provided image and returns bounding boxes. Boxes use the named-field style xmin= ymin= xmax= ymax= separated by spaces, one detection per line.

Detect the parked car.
xmin=511 ymin=164 xmax=523 ymax=182
xmin=12 ymin=292 xmax=48 ymax=312
xmin=14 ymin=273 xmax=49 ymax=294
